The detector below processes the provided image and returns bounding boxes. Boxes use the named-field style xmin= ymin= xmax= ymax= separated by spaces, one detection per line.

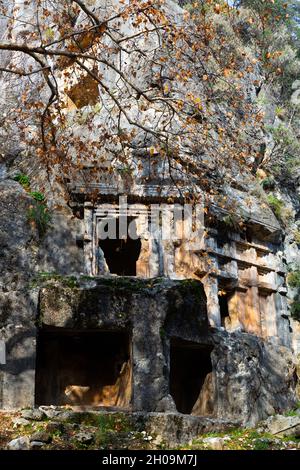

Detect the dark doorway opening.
xmin=98 ymin=217 xmax=141 ymax=276
xmin=218 ymin=290 xmax=233 ymax=327
xmin=169 ymin=338 xmax=213 ymax=415
xmin=35 ymin=329 xmax=132 ymax=407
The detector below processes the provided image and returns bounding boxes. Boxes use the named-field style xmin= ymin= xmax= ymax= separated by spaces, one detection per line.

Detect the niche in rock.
xmin=169 ymin=338 xmax=214 ymax=415
xmin=35 ymin=329 xmax=132 ymax=408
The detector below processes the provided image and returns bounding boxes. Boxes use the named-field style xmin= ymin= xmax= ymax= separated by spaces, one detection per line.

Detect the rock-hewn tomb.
xmin=0 ymin=175 xmax=297 ymax=427
xmin=0 ymin=0 xmax=299 ymax=430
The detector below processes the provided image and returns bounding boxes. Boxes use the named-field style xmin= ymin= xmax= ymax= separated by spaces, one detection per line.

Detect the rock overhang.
xmin=38 ymin=277 xmax=209 ymax=335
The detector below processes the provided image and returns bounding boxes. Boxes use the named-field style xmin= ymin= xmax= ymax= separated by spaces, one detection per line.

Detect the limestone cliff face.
xmin=257 ymin=84 xmax=300 ymax=359
xmin=0 ymin=0 xmax=299 ymax=423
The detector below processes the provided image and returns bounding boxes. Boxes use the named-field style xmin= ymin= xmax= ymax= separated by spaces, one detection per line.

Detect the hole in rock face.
xmin=35 ymin=329 xmax=132 ymax=408
xmin=218 ymin=291 xmax=234 ymax=327
xmin=169 ymin=338 xmax=213 ymax=415
xmin=98 ymin=217 xmax=141 ymax=276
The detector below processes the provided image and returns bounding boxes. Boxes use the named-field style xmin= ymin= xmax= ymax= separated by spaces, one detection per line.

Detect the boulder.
xmin=21 ymin=409 xmax=45 ymax=421
xmin=55 ymin=411 xmax=77 ymax=422
xmin=260 ymin=414 xmax=300 ymax=438
xmin=202 ymin=437 xmax=226 ymax=450
xmin=30 ymin=431 xmax=52 ymax=443
xmin=38 ymin=406 xmax=61 ymax=419
xmin=7 ymin=436 xmax=30 ymax=450
xmin=12 ymin=418 xmax=30 ymax=428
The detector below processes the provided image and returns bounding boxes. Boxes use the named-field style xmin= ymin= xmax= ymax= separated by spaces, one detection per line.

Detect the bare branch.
xmin=0 ymin=65 xmax=50 ymax=76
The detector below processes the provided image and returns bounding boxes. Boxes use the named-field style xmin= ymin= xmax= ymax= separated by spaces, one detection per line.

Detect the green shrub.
xmin=253 ymin=438 xmax=271 ymax=451
xmin=267 ymin=194 xmax=284 ymax=219
xmin=291 ymin=298 xmax=300 ymax=321
xmin=287 ymin=270 xmax=300 ymax=288
xmin=260 ymin=177 xmax=275 ymax=190
xmin=29 ymin=191 xmax=45 ymax=202
xmin=13 ymin=173 xmax=30 ymax=189
xmin=293 ymin=229 xmax=300 ymax=245
xmin=287 ymin=269 xmax=300 ymax=321
xmin=28 ymin=200 xmax=51 ymax=238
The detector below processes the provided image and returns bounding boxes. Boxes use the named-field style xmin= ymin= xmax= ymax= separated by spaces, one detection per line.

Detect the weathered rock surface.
xmin=136 ymin=413 xmax=236 ymax=446
xmin=38 ymin=406 xmax=61 ymax=419
xmin=36 ymin=209 xmax=84 ymax=276
xmin=25 ymin=278 xmax=298 ymax=424
xmin=202 ymin=436 xmax=227 ymax=450
xmin=12 ymin=417 xmax=30 ymax=428
xmin=30 ymin=431 xmax=52 ymax=443
xmin=3 ymin=408 xmax=300 ymax=450
xmin=0 ymin=1 xmax=299 ymax=448
xmin=0 ymin=180 xmax=37 ymax=289
xmin=7 ymin=436 xmax=30 ymax=450
xmin=74 ymin=432 xmax=94 ymax=444
xmin=21 ymin=408 xmax=45 ymax=421
xmin=259 ymin=414 xmax=300 ymax=438
xmin=30 ymin=441 xmax=44 ymax=449
xmin=0 ymin=180 xmax=39 ymax=409
xmin=210 ymin=331 xmax=296 ymax=426
xmin=45 ymin=421 xmax=65 ymax=434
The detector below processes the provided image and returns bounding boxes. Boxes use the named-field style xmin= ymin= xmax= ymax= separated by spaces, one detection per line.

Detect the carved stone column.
xmin=259 ymin=292 xmax=277 ymax=339
xmin=83 ymin=204 xmax=94 ymax=275
xmin=244 ymin=266 xmax=261 ymax=336
xmin=227 ymin=288 xmax=246 ymax=331
xmin=202 ymin=275 xmax=221 ymax=327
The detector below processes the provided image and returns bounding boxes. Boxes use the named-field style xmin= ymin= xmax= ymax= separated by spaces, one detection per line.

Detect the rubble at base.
xmin=1 ymin=408 xmax=300 ymax=450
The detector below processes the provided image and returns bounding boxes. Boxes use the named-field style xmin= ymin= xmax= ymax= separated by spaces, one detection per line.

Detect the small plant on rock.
xmin=29 ymin=191 xmax=46 ymax=202
xmin=293 ymin=229 xmax=300 ymax=246
xmin=267 ymin=194 xmax=284 ymax=219
xmin=222 ymin=214 xmax=243 ymax=231
xmin=287 ymin=270 xmax=300 ymax=288
xmin=13 ymin=173 xmax=30 ymax=189
xmin=287 ymin=268 xmax=300 ymax=321
xmin=28 ymin=199 xmax=51 ymax=238
xmin=260 ymin=176 xmax=275 ymax=190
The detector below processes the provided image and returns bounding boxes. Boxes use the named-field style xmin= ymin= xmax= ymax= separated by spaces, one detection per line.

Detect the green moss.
xmin=253 ymin=438 xmax=272 ymax=450
xmin=178 ymin=427 xmax=292 ymax=451
xmin=97 ymin=277 xmax=154 ymax=291
xmin=284 ymin=409 xmax=299 ymax=417
xmin=13 ymin=173 xmax=30 ymax=189
xmin=160 ymin=327 xmax=166 ymax=339
xmin=29 ymin=191 xmax=46 ymax=202
xmin=267 ymin=194 xmax=284 ymax=219
xmin=175 ymin=279 xmax=204 ymax=301
xmin=68 ymin=412 xmax=133 ymax=449
xmin=30 ymin=272 xmax=79 ymax=288
xmin=80 ymin=275 xmax=97 ymax=281
xmin=68 ymin=412 xmax=130 ymax=429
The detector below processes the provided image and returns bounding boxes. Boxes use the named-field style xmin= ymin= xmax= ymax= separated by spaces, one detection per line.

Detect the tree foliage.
xmin=0 ymin=0 xmax=296 ymax=199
